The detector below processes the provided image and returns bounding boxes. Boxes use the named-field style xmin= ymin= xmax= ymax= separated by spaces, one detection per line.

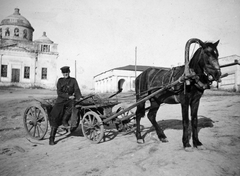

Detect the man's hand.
xmin=69 ymin=95 xmax=75 ymax=99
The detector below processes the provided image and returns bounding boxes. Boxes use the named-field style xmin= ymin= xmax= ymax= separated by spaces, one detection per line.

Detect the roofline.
xmin=220 ymin=61 xmax=240 ymax=68
xmin=219 ymin=54 xmax=240 ymax=59
xmin=93 ymin=64 xmax=170 ymax=78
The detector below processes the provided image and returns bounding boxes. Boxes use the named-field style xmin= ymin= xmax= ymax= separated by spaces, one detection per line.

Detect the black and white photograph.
xmin=0 ymin=0 xmax=240 ymax=175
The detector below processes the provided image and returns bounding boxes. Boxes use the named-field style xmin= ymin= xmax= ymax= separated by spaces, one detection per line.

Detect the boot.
xmin=62 ymin=110 xmax=71 ymax=128
xmin=49 ymin=127 xmax=57 ymax=145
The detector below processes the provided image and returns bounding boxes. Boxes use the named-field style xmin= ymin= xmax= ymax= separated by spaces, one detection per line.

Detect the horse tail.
xmin=135 ymin=69 xmax=150 ymax=117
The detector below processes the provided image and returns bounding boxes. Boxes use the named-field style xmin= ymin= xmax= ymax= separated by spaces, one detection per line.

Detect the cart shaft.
xmin=103 ymin=78 xmax=182 ymax=123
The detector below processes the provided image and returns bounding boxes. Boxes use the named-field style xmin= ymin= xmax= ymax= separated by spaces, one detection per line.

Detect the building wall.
xmin=0 ymin=48 xmax=58 ymax=89
xmin=219 ymin=55 xmax=240 ymax=92
xmin=94 ymin=69 xmax=142 ymax=93
xmin=35 ymin=53 xmax=58 ymax=89
xmin=0 ymin=50 xmax=34 ymax=86
xmin=220 ymin=64 xmax=240 ymax=91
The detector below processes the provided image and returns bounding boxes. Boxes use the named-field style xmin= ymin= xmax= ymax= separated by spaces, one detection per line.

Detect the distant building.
xmin=0 ymin=8 xmax=58 ymax=89
xmin=219 ymin=55 xmax=240 ymax=92
xmin=94 ymin=55 xmax=240 ymax=93
xmin=93 ymin=65 xmax=169 ymax=93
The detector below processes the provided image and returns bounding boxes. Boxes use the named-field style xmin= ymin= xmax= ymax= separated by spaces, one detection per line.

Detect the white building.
xmin=93 ymin=65 xmax=169 ymax=93
xmin=94 ymin=55 xmax=240 ymax=93
xmin=219 ymin=55 xmax=240 ymax=92
xmin=0 ymin=8 xmax=58 ymax=89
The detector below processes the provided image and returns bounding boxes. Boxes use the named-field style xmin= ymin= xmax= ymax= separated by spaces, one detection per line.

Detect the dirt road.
xmin=0 ymin=87 xmax=240 ymax=176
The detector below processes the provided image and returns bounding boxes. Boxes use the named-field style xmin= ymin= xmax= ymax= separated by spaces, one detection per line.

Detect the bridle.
xmin=199 ymin=46 xmax=221 ymax=83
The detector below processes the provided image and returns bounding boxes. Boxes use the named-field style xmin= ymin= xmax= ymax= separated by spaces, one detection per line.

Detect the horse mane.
xmin=189 ymin=47 xmax=202 ymax=70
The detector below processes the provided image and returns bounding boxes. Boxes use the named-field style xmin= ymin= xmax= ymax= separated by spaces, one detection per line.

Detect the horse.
xmin=135 ymin=38 xmax=221 ymax=150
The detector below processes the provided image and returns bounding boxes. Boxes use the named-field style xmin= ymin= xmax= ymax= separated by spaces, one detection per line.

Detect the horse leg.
xmin=190 ymin=99 xmax=203 ymax=149
xmin=181 ymin=99 xmax=191 ymax=149
xmin=135 ymin=102 xmax=145 ymax=143
xmin=148 ymin=99 xmax=168 ymax=142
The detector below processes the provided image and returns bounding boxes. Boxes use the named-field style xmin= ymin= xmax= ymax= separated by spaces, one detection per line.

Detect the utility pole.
xmin=75 ymin=60 xmax=77 ymax=79
xmin=135 ymin=46 xmax=137 ymax=79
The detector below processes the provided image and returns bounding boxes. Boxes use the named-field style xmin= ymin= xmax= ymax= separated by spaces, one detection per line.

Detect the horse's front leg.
xmin=148 ymin=100 xmax=168 ymax=142
xmin=190 ymin=98 xmax=203 ymax=149
xmin=181 ymin=99 xmax=191 ymax=149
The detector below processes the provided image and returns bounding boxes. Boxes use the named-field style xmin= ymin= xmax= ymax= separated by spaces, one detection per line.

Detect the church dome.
xmin=0 ymin=8 xmax=34 ymax=31
xmin=34 ymin=32 xmax=53 ymax=44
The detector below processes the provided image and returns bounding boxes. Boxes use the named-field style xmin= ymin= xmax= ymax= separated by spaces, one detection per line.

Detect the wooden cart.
xmin=23 ymin=92 xmax=136 ymax=143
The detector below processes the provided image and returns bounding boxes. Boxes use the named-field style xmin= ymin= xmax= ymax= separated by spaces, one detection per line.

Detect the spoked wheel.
xmin=81 ymin=111 xmax=104 ymax=144
xmin=23 ymin=105 xmax=48 ymax=140
xmin=116 ymin=107 xmax=136 ymax=134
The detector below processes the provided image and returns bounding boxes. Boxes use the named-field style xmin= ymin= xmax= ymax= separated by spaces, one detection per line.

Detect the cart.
xmin=23 ymin=90 xmax=137 ymax=144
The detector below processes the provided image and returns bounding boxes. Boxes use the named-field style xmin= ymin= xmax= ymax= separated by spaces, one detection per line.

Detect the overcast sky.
xmin=1 ymin=0 xmax=240 ymax=88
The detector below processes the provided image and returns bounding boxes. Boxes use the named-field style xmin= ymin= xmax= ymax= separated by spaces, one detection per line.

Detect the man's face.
xmin=62 ymin=72 xmax=70 ymax=78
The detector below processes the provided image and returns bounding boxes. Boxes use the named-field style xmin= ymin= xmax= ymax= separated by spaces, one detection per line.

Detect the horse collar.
xmin=187 ymin=69 xmax=210 ymax=90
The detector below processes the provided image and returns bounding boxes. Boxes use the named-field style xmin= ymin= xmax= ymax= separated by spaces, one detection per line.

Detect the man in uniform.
xmin=49 ymin=66 xmax=82 ymax=145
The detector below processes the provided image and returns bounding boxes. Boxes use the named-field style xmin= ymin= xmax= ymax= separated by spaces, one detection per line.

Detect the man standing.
xmin=49 ymin=66 xmax=82 ymax=145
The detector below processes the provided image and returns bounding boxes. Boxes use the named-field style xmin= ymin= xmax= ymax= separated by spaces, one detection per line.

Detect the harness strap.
xmin=184 ymin=69 xmax=210 ymax=91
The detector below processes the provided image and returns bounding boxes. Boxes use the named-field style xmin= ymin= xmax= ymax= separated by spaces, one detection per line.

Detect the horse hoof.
xmin=197 ymin=145 xmax=206 ymax=150
xmin=184 ymin=147 xmax=193 ymax=152
xmin=137 ymin=139 xmax=145 ymax=144
xmin=160 ymin=138 xmax=169 ymax=143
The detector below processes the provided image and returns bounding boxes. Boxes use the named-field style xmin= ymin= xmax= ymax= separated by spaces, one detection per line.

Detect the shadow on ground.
xmin=53 ymin=116 xmax=214 ymax=144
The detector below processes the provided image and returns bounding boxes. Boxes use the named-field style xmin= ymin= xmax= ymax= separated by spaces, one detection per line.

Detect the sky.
xmin=1 ymin=0 xmax=240 ymax=88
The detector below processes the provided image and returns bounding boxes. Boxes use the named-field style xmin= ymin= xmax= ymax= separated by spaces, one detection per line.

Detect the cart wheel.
xmin=23 ymin=105 xmax=48 ymax=140
xmin=121 ymin=121 xmax=137 ymax=135
xmin=81 ymin=111 xmax=104 ymax=144
xmin=115 ymin=107 xmax=136 ymax=133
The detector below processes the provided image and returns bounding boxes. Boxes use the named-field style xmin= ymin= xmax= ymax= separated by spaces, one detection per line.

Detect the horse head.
xmin=188 ymin=39 xmax=221 ymax=83
xmin=198 ymin=40 xmax=221 ymax=82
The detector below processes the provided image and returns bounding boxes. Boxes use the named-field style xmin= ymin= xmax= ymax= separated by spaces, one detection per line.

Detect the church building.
xmin=0 ymin=8 xmax=58 ymax=89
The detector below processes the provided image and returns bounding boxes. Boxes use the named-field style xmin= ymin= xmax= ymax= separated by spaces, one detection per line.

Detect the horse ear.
xmin=213 ymin=40 xmax=220 ymax=47
xmin=198 ymin=40 xmax=206 ymax=49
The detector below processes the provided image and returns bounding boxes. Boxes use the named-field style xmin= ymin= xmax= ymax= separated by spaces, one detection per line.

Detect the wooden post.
xmin=135 ymin=46 xmax=137 ymax=79
xmin=75 ymin=60 xmax=77 ymax=79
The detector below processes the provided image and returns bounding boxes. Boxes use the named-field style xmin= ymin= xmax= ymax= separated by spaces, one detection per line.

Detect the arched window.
xmin=23 ymin=29 xmax=27 ymax=39
xmin=5 ymin=28 xmax=10 ymax=36
xmin=14 ymin=28 xmax=19 ymax=37
xmin=118 ymin=79 xmax=125 ymax=91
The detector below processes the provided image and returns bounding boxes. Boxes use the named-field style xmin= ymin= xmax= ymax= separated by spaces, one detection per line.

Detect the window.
xmin=1 ymin=65 xmax=7 ymax=77
xmin=23 ymin=29 xmax=27 ymax=39
xmin=41 ymin=45 xmax=50 ymax=52
xmin=24 ymin=66 xmax=30 ymax=79
xmin=5 ymin=28 xmax=10 ymax=36
xmin=41 ymin=68 xmax=47 ymax=79
xmin=14 ymin=28 xmax=19 ymax=37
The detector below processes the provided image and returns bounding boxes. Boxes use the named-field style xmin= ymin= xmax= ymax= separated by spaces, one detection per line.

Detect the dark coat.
xmin=56 ymin=77 xmax=82 ymax=103
xmin=49 ymin=77 xmax=82 ymax=128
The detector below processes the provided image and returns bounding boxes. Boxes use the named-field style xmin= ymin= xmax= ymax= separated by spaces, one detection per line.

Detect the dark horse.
xmin=135 ymin=38 xmax=221 ymax=150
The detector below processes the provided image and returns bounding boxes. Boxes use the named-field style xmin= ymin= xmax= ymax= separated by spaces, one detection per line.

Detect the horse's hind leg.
xmin=135 ymin=102 xmax=145 ymax=143
xmin=148 ymin=99 xmax=168 ymax=142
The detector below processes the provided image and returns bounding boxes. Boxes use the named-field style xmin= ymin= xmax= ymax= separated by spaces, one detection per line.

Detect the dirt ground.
xmin=0 ymin=87 xmax=240 ymax=176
